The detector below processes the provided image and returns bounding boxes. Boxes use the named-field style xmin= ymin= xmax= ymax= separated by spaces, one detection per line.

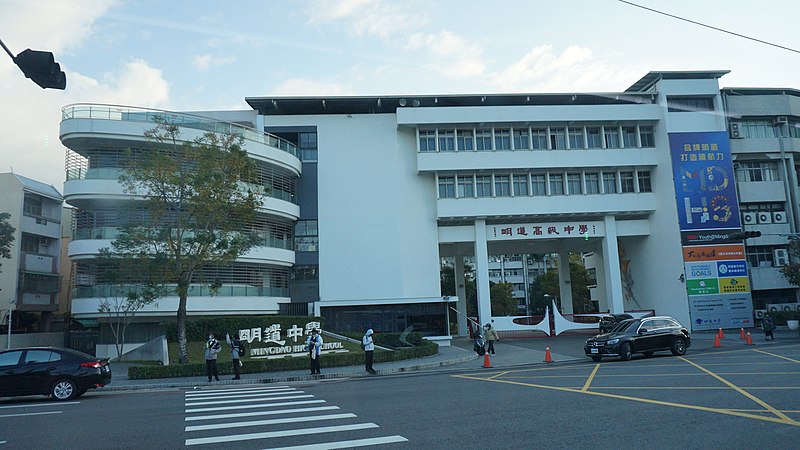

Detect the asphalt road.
xmin=2 ymin=342 xmax=799 ymax=449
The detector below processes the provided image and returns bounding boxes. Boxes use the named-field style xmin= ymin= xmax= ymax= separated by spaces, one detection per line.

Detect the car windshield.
xmin=609 ymin=319 xmax=638 ymax=333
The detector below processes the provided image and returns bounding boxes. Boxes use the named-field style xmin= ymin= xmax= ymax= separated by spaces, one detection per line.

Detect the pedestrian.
xmin=763 ymin=313 xmax=776 ymax=340
xmin=204 ymin=332 xmax=221 ymax=382
xmin=362 ymin=328 xmax=376 ymax=374
xmin=484 ymin=323 xmax=499 ymax=355
xmin=226 ymin=333 xmax=243 ymax=380
xmin=304 ymin=328 xmax=323 ymax=375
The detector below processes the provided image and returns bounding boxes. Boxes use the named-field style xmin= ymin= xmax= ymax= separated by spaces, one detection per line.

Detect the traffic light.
xmin=13 ymin=48 xmax=66 ymax=90
xmin=731 ymin=231 xmax=762 ymax=240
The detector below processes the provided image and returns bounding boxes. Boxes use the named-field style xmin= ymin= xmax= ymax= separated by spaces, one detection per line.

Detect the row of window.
xmin=734 ymin=161 xmax=781 ymax=182
xmin=419 ymin=124 xmax=655 ymax=153
xmin=735 ymin=120 xmax=800 ymax=139
xmin=437 ymin=170 xmax=652 ymax=199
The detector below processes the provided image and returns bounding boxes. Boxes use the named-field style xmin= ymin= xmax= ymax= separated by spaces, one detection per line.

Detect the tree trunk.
xmin=177 ymin=293 xmax=188 ymax=364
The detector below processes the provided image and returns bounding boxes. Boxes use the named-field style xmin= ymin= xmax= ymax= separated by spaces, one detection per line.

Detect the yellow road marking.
xmin=754 ymin=349 xmax=800 ymax=364
xmin=499 ymin=371 xmax=800 ymax=380
xmin=679 ymin=357 xmax=796 ymax=424
xmin=488 ymin=371 xmax=509 ymax=380
xmin=581 ymin=364 xmax=600 ymax=391
xmin=591 ymin=386 xmax=800 ymax=390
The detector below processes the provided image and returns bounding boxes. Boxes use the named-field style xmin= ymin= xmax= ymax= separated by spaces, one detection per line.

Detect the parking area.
xmin=454 ymin=342 xmax=800 ymax=427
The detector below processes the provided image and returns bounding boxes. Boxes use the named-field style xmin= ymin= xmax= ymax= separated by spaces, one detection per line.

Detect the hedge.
xmin=762 ymin=310 xmax=800 ymax=325
xmin=164 ymin=316 xmax=324 ymax=342
xmin=128 ymin=336 xmax=438 ymax=379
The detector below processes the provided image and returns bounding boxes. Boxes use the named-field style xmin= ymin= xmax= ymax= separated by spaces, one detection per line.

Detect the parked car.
xmin=598 ymin=313 xmax=634 ymax=333
xmin=585 ymin=316 xmax=690 ymax=361
xmin=0 ymin=347 xmax=111 ymax=400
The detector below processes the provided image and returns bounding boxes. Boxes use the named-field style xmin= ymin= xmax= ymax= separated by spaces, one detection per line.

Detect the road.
xmin=2 ymin=343 xmax=799 ymax=449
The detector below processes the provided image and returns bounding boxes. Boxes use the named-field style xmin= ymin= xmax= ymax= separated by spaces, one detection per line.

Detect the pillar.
xmin=602 ymin=215 xmax=625 ymax=313
xmin=558 ymin=250 xmax=573 ymax=315
xmin=474 ymin=219 xmax=492 ymax=329
xmin=455 ymin=256 xmax=468 ymax=336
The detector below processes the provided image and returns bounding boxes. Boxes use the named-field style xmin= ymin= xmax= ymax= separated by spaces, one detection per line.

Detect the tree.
xmin=490 ymin=282 xmax=518 ymax=316
xmin=112 ymin=118 xmax=262 ymax=364
xmin=528 ymin=254 xmax=594 ymax=314
xmin=0 ymin=212 xmax=15 ymax=273
xmin=780 ymin=237 xmax=800 ymax=287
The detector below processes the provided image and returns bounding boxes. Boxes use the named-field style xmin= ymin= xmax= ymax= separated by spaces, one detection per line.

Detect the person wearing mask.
xmin=226 ymin=333 xmax=243 ymax=380
xmin=362 ymin=329 xmax=376 ymax=374
xmin=304 ymin=328 xmax=323 ymax=375
xmin=204 ymin=332 xmax=221 ymax=382
xmin=483 ymin=323 xmax=499 ymax=355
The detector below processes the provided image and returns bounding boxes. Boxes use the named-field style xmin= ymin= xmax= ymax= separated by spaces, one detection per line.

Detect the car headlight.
xmin=606 ymin=338 xmax=619 ymax=345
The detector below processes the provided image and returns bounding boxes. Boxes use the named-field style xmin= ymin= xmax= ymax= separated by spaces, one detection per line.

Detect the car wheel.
xmin=619 ymin=342 xmax=632 ymax=361
xmin=591 ymin=355 xmax=602 ymax=362
xmin=671 ymin=337 xmax=687 ymax=356
xmin=51 ymin=379 xmax=76 ymax=401
xmin=643 ymin=351 xmax=654 ymax=358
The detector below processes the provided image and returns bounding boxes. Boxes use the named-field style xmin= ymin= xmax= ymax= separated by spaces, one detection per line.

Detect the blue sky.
xmin=1 ymin=0 xmax=798 ymax=189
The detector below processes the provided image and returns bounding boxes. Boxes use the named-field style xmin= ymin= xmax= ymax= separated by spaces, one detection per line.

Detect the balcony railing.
xmin=73 ymin=284 xmax=288 ymax=299
xmin=73 ymin=227 xmax=294 ymax=250
xmin=62 ymin=103 xmax=298 ymax=157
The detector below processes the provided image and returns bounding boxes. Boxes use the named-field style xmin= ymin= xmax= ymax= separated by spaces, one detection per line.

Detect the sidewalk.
xmin=104 ymin=327 xmax=800 ymax=392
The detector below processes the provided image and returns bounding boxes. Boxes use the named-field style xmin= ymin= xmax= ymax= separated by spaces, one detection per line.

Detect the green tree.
xmin=490 ymin=282 xmax=518 ymax=316
xmin=528 ymin=254 xmax=594 ymax=314
xmin=0 ymin=212 xmax=15 ymax=273
xmin=112 ymin=119 xmax=262 ymax=364
xmin=780 ymin=237 xmax=800 ymax=287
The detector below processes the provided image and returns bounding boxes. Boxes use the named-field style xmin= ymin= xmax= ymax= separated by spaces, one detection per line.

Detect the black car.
xmin=585 ymin=316 xmax=690 ymax=361
xmin=598 ymin=313 xmax=634 ymax=333
xmin=0 ymin=347 xmax=111 ymax=400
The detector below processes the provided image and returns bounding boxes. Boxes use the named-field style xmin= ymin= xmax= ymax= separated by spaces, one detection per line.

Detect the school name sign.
xmin=238 ymin=321 xmax=347 ymax=359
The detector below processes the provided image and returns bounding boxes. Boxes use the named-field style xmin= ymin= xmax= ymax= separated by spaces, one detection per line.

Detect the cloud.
xmin=268 ymin=78 xmax=353 ymax=96
xmin=307 ymin=0 xmax=427 ymax=40
xmin=193 ymin=54 xmax=236 ymax=72
xmin=407 ymin=30 xmax=486 ymax=79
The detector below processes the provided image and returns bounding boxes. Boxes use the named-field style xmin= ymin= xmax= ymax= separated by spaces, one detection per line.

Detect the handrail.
xmin=61 ymin=103 xmax=298 ymax=157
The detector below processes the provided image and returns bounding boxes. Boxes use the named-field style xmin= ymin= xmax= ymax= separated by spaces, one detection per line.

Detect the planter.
xmin=787 ymin=319 xmax=799 ymax=331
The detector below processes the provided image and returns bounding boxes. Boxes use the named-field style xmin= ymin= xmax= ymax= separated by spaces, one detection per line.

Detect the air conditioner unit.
xmin=772 ymin=211 xmax=788 ymax=223
xmin=774 ymin=116 xmax=788 ymax=125
xmin=742 ymin=212 xmax=756 ymax=225
xmin=774 ymin=248 xmax=790 ymax=267
xmin=757 ymin=212 xmax=772 ymax=224
xmin=729 ymin=122 xmax=743 ymax=139
xmin=35 ymin=217 xmax=47 ymax=225
xmin=755 ymin=309 xmax=765 ymax=319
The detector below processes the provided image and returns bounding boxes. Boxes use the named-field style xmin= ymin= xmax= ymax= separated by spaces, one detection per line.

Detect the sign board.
xmin=238 ymin=321 xmax=348 ymax=359
xmin=488 ymin=221 xmax=605 ymax=241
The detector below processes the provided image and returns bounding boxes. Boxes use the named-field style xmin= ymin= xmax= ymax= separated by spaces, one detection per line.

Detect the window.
xmin=0 ymin=351 xmax=22 ymax=367
xmin=667 ymin=96 xmax=714 ymax=113
xmin=567 ymin=173 xmax=582 ymax=195
xmin=494 ymin=129 xmax=511 ymax=150
xmin=585 ymin=173 xmax=600 ymax=194
xmin=513 ymin=129 xmax=529 ymax=150
xmin=620 ymin=171 xmax=635 ymax=193
xmin=419 ymin=130 xmax=436 ymax=152
xmin=549 ymin=173 xmax=564 ymax=195
xmin=476 ymin=130 xmax=492 ymax=151
xmin=734 ymin=161 xmax=780 ymax=182
xmin=23 ymin=196 xmax=43 ymax=217
xmin=604 ymin=126 xmax=620 ymax=148
xmin=476 ymin=175 xmax=492 ymax=197
xmin=639 ymin=126 xmax=655 ymax=147
xmin=24 ymin=350 xmax=59 ymax=364
xmin=746 ymin=246 xmax=775 ymax=268
xmin=494 ymin=175 xmax=511 ymax=197
xmin=457 ymin=130 xmax=474 ymax=151
xmin=602 ymin=172 xmax=617 ymax=193
xmin=586 ymin=127 xmax=602 ymax=148
xmin=740 ymin=120 xmax=779 ymax=139
xmin=531 ymin=128 xmax=547 ymax=149
xmin=638 ymin=170 xmax=652 ymax=192
xmin=438 ymin=130 xmax=455 ymax=152
xmin=531 ymin=174 xmax=546 ymax=196
xmin=299 ymin=132 xmax=318 ymax=161
xmin=568 ymin=128 xmax=584 ymax=149
xmin=513 ymin=174 xmax=529 ymax=196
xmin=295 ymin=220 xmax=318 ymax=252
xmin=438 ymin=176 xmax=455 ymax=198
xmin=550 ymin=127 xmax=566 ymax=149
xmin=457 ymin=176 xmax=474 ymax=198
xmin=622 ymin=126 xmax=637 ymax=148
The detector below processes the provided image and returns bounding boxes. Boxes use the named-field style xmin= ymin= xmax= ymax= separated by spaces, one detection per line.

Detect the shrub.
xmin=764 ymin=310 xmax=800 ymax=326
xmin=164 ymin=316 xmax=324 ymax=342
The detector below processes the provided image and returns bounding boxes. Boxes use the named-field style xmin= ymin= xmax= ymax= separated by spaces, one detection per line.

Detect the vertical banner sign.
xmin=669 ymin=132 xmax=753 ymax=330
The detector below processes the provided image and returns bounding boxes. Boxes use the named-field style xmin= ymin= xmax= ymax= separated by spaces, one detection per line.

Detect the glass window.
xmin=513 ymin=174 xmax=529 ymax=196
xmin=457 ymin=176 xmax=474 ymax=198
xmin=457 ymin=130 xmax=474 ymax=151
xmin=734 ymin=161 xmax=780 ymax=182
xmin=639 ymin=126 xmax=655 ymax=147
xmin=23 ymin=196 xmax=43 ymax=217
xmin=604 ymin=126 xmax=620 ymax=149
xmin=531 ymin=174 xmax=546 ymax=196
xmin=419 ymin=131 xmax=436 ymax=152
xmin=0 ymin=351 xmax=22 ymax=367
xmin=295 ymin=220 xmax=318 ymax=252
xmin=438 ymin=130 xmax=455 ymax=152
xmin=495 ymin=129 xmax=511 ymax=150
xmin=513 ymin=129 xmax=529 ymax=150
xmin=476 ymin=130 xmax=492 ymax=151
xmin=494 ymin=175 xmax=511 ymax=197
xmin=568 ymin=128 xmax=584 ymax=149
xmin=740 ymin=120 xmax=778 ymax=138
xmin=476 ymin=175 xmax=492 ymax=197
xmin=550 ymin=127 xmax=566 ymax=149
xmin=24 ymin=350 xmax=59 ymax=364
xmin=638 ymin=170 xmax=652 ymax=192
xmin=667 ymin=96 xmax=714 ymax=113
xmin=620 ymin=171 xmax=635 ymax=193
xmin=746 ymin=245 xmax=775 ymax=268
xmin=549 ymin=173 xmax=564 ymax=195
xmin=531 ymin=128 xmax=547 ymax=149
xmin=622 ymin=126 xmax=637 ymax=148
xmin=567 ymin=173 xmax=582 ymax=195
xmin=438 ymin=176 xmax=455 ymax=198
xmin=585 ymin=173 xmax=600 ymax=194
xmin=299 ymin=132 xmax=318 ymax=161
xmin=586 ymin=127 xmax=602 ymax=149
xmin=602 ymin=172 xmax=617 ymax=193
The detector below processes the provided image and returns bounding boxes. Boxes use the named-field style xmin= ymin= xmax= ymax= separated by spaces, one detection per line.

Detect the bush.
xmin=764 ymin=310 xmax=800 ymax=326
xmin=164 ymin=316 xmax=324 ymax=342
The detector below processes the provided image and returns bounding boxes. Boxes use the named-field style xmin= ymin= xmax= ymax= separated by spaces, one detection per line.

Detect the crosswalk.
xmin=184 ymin=385 xmax=408 ymax=448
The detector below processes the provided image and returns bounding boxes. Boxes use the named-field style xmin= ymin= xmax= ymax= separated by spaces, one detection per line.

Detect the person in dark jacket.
xmin=204 ymin=333 xmax=221 ymax=382
xmin=763 ymin=313 xmax=776 ymax=340
xmin=226 ymin=333 xmax=242 ymax=380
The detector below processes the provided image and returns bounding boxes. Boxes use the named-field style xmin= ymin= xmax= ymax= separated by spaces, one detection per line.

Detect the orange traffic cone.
xmin=745 ymin=333 xmax=754 ymax=346
xmin=717 ymin=328 xmax=725 ymax=339
xmin=740 ymin=328 xmax=746 ymax=341
xmin=714 ymin=334 xmax=722 ymax=348
xmin=482 ymin=352 xmax=492 ymax=368
xmin=544 ymin=346 xmax=553 ymax=363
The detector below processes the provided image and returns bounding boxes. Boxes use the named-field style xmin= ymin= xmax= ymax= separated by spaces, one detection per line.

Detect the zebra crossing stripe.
xmin=186 ymin=405 xmax=339 ymax=422
xmin=185 ymin=392 xmax=306 ymax=406
xmin=185 ymin=390 xmax=295 ymax=401
xmin=185 ymin=423 xmax=379 ymax=446
xmin=185 ymin=386 xmax=290 ymax=396
xmin=185 ymin=413 xmax=356 ymax=432
xmin=185 ymin=395 xmax=316 ymax=413
xmin=0 ymin=411 xmax=62 ymax=418
xmin=263 ymin=435 xmax=409 ymax=450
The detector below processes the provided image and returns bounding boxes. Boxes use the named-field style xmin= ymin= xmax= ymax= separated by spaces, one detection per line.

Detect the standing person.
xmin=484 ymin=323 xmax=499 ymax=355
xmin=362 ymin=329 xmax=376 ymax=374
xmin=304 ymin=328 xmax=323 ymax=375
xmin=763 ymin=313 xmax=776 ymax=340
xmin=204 ymin=333 xmax=221 ymax=382
xmin=226 ymin=333 xmax=242 ymax=380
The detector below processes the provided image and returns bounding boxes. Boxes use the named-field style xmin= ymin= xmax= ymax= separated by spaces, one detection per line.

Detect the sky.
xmin=1 ymin=0 xmax=798 ymax=191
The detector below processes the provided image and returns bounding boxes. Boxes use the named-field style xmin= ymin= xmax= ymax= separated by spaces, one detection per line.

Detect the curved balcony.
xmin=71 ymin=295 xmax=288 ymax=318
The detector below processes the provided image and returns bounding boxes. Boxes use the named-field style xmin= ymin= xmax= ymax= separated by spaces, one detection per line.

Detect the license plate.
xmin=590 ymin=348 xmax=598 ymax=354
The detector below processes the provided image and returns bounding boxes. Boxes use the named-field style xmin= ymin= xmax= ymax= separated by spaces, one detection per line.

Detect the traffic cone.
xmin=544 ymin=346 xmax=553 ymax=363
xmin=714 ymin=334 xmax=722 ymax=348
xmin=482 ymin=352 xmax=492 ymax=368
xmin=717 ymin=328 xmax=725 ymax=339
xmin=745 ymin=333 xmax=754 ymax=346
xmin=740 ymin=328 xmax=746 ymax=341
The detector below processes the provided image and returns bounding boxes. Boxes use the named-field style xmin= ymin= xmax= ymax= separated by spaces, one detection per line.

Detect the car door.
xmin=0 ymin=350 xmax=25 ymax=396
xmin=19 ymin=350 xmax=61 ymax=395
xmin=634 ymin=319 xmax=663 ymax=352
